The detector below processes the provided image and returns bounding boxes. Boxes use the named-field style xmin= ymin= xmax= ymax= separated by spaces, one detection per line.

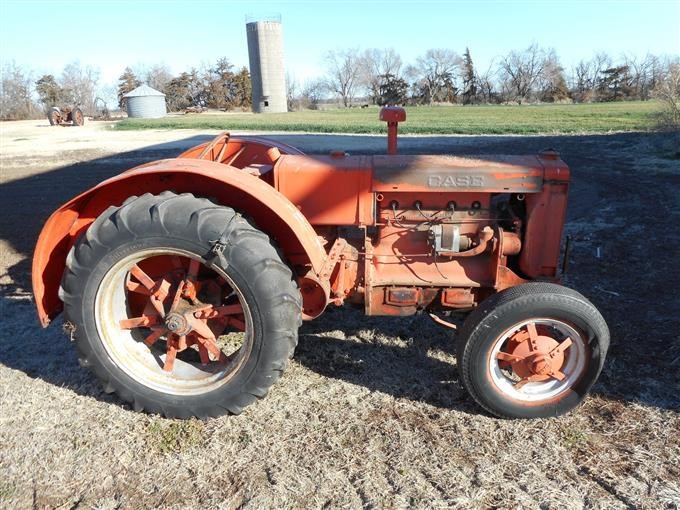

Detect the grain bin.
xmin=123 ymin=84 xmax=167 ymax=118
xmin=246 ymin=17 xmax=287 ymax=113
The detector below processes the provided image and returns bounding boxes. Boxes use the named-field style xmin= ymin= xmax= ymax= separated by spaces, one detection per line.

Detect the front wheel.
xmin=61 ymin=192 xmax=301 ymax=418
xmin=456 ymin=283 xmax=609 ymax=419
xmin=71 ymin=107 xmax=84 ymax=126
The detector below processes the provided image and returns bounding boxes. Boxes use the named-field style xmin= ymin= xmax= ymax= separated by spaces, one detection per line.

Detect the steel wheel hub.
xmin=95 ymin=249 xmax=252 ymax=395
xmin=489 ymin=319 xmax=587 ymax=402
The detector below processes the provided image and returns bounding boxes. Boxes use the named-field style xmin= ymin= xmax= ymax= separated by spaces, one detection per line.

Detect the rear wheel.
xmin=48 ymin=107 xmax=60 ymax=125
xmin=71 ymin=107 xmax=84 ymax=126
xmin=456 ymin=283 xmax=609 ymax=419
xmin=61 ymin=192 xmax=301 ymax=418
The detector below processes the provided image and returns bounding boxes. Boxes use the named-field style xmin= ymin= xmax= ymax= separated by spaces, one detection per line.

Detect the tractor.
xmin=47 ymin=105 xmax=85 ymax=126
xmin=32 ymin=107 xmax=609 ymax=419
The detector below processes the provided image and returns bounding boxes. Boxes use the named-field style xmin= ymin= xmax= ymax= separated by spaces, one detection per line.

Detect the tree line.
xmin=0 ymin=57 xmax=252 ymax=120
xmin=116 ymin=58 xmax=251 ymax=112
xmin=1 ymin=46 xmax=679 ymax=122
xmin=1 ymin=61 xmax=100 ymax=120
xmin=295 ymin=45 xmax=678 ymax=109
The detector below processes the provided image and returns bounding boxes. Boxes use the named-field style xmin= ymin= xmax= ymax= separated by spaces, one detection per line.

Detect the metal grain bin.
xmin=123 ymin=84 xmax=167 ymax=118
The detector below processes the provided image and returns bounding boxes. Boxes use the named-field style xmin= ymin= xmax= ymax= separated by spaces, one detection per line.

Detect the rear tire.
xmin=456 ymin=283 xmax=609 ymax=419
xmin=61 ymin=192 xmax=301 ymax=418
xmin=48 ymin=107 xmax=60 ymax=125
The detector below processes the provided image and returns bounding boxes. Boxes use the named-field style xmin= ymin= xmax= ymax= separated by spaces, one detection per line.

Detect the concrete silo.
xmin=246 ymin=17 xmax=287 ymax=113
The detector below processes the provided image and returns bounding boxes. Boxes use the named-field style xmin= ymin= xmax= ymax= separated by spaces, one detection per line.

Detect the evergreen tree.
xmin=378 ymin=73 xmax=408 ymax=105
xmin=35 ymin=74 xmax=62 ymax=107
xmin=232 ymin=67 xmax=252 ymax=109
xmin=117 ymin=67 xmax=141 ymax=110
xmin=461 ymin=47 xmax=477 ymax=104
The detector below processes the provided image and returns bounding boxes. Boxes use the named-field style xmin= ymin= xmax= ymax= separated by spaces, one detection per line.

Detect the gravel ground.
xmin=1 ymin=120 xmax=679 ymax=509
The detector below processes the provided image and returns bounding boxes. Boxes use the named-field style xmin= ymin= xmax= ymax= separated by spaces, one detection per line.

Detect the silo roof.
xmin=123 ymin=84 xmax=165 ymax=97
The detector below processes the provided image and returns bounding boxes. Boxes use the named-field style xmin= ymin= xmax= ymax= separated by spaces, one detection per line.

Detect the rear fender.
xmin=32 ymin=158 xmax=326 ymax=326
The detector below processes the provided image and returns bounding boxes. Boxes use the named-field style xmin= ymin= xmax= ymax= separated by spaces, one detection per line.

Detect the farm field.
xmin=0 ymin=120 xmax=678 ymax=508
xmin=116 ymin=101 xmax=662 ymax=135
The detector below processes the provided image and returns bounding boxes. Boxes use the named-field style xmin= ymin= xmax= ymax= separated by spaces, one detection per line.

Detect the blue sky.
xmin=2 ymin=0 xmax=679 ymax=92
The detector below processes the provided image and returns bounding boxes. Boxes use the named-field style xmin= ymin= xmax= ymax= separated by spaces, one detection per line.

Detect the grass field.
xmin=116 ymin=101 xmax=662 ymax=134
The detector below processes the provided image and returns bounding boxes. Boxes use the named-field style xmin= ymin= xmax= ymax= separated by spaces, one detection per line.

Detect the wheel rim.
xmin=95 ymin=248 xmax=253 ymax=396
xmin=488 ymin=318 xmax=588 ymax=402
xmin=73 ymin=110 xmax=83 ymax=125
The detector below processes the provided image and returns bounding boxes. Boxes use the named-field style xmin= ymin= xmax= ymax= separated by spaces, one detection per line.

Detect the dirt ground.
xmin=1 ymin=119 xmax=679 ymax=509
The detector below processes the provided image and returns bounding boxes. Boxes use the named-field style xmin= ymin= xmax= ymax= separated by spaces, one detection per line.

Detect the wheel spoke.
xmin=195 ymin=336 xmax=223 ymax=359
xmin=169 ymin=281 xmax=185 ymax=311
xmin=163 ymin=338 xmax=178 ymax=372
xmin=513 ymin=374 xmax=545 ymax=390
xmin=119 ymin=315 xmax=158 ymax=329
xmin=195 ymin=304 xmax=243 ymax=320
xmin=144 ymin=329 xmax=165 ymax=347
xmin=227 ymin=317 xmax=246 ymax=331
xmin=213 ymin=304 xmax=243 ymax=317
xmin=549 ymin=370 xmax=566 ymax=381
xmin=197 ymin=342 xmax=211 ymax=365
xmin=526 ymin=322 xmax=539 ymax=351
xmin=149 ymin=278 xmax=171 ymax=317
xmin=496 ymin=351 xmax=525 ymax=363
xmin=129 ymin=264 xmax=157 ymax=291
xmin=189 ymin=319 xmax=225 ymax=362
xmin=549 ymin=337 xmax=573 ymax=357
xmin=126 ymin=280 xmax=151 ymax=295
xmin=191 ymin=319 xmax=219 ymax=346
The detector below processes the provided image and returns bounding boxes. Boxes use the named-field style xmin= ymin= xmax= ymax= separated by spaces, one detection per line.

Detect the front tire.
xmin=71 ymin=107 xmax=84 ymax=126
xmin=61 ymin=192 xmax=301 ymax=418
xmin=456 ymin=283 xmax=609 ymax=419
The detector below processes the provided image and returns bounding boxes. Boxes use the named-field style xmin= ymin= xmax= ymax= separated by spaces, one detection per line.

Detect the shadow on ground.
xmin=1 ymin=131 xmax=679 ymax=412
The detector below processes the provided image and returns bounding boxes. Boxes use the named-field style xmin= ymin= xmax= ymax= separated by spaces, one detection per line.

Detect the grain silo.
xmin=246 ymin=17 xmax=287 ymax=113
xmin=123 ymin=84 xmax=167 ymax=118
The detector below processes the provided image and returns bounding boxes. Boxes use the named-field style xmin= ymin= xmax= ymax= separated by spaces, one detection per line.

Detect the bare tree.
xmin=61 ymin=61 xmax=99 ymax=114
xmin=286 ymin=71 xmax=298 ymax=111
xmin=144 ymin=64 xmax=173 ymax=93
xmin=624 ymin=53 xmax=664 ymax=100
xmin=0 ymin=61 xmax=38 ymax=120
xmin=411 ymin=49 xmax=461 ymax=104
xmin=653 ymin=58 xmax=680 ymax=128
xmin=359 ymin=48 xmax=402 ymax=104
xmin=572 ymin=60 xmax=592 ymax=100
xmin=299 ymin=79 xmax=325 ymax=110
xmin=570 ymin=52 xmax=612 ymax=102
xmin=499 ymin=43 xmax=547 ymax=103
xmin=476 ymin=60 xmax=498 ymax=103
xmin=324 ymin=48 xmax=362 ymax=107
xmin=538 ymin=49 xmax=570 ymax=102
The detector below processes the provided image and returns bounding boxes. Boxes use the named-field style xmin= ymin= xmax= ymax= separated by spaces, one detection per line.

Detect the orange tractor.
xmin=32 ymin=107 xmax=608 ymax=419
xmin=47 ymin=105 xmax=85 ymax=126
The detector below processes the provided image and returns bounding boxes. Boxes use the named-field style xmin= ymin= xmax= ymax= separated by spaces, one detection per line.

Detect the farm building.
xmin=123 ymin=84 xmax=167 ymax=118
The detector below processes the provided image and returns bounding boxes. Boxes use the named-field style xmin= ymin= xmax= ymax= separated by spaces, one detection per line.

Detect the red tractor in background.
xmin=47 ymin=105 xmax=85 ymax=126
xmin=32 ymin=107 xmax=609 ymax=419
